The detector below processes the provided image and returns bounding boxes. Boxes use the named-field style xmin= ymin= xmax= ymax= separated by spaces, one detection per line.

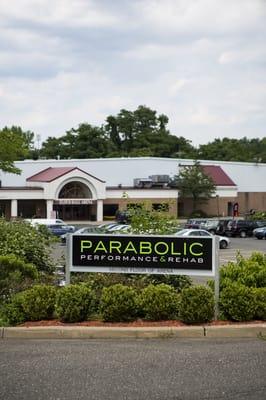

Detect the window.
xmin=103 ymin=204 xmax=118 ymax=218
xmin=152 ymin=203 xmax=169 ymax=212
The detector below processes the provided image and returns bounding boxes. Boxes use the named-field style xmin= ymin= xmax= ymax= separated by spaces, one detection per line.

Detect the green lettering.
xmin=154 ymin=242 xmax=169 ymax=255
xmin=81 ymin=240 xmax=92 ymax=252
xmin=94 ymin=240 xmax=108 ymax=253
xmin=124 ymin=241 xmax=137 ymax=254
xmin=170 ymin=242 xmax=181 ymax=255
xmin=189 ymin=242 xmax=203 ymax=256
xmin=139 ymin=241 xmax=152 ymax=254
xmin=109 ymin=241 xmax=122 ymax=254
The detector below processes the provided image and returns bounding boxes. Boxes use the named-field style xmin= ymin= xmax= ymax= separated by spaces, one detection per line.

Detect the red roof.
xmin=202 ymin=166 xmax=236 ymax=186
xmin=27 ymin=167 xmax=75 ymax=182
xmin=27 ymin=167 xmax=105 ymax=183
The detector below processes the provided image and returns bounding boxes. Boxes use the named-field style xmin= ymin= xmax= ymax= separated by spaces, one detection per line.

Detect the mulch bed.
xmin=19 ymin=319 xmax=264 ymax=327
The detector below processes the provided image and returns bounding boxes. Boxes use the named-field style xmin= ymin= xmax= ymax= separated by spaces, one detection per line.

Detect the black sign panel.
xmin=71 ymin=234 xmax=213 ymax=272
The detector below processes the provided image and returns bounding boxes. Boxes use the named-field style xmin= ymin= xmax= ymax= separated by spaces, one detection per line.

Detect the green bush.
xmin=217 ymin=252 xmax=266 ymax=291
xmin=0 ymin=255 xmax=38 ymax=300
xmin=100 ymin=284 xmax=138 ymax=322
xmin=219 ymin=283 xmax=256 ymax=322
xmin=143 ymin=275 xmax=192 ymax=293
xmin=55 ymin=284 xmax=96 ymax=323
xmin=179 ymin=285 xmax=214 ymax=324
xmin=0 ymin=219 xmax=55 ymax=272
xmin=252 ymin=287 xmax=266 ymax=320
xmin=139 ymin=284 xmax=179 ymax=320
xmin=22 ymin=285 xmax=57 ymax=321
xmin=3 ymin=292 xmax=27 ymax=326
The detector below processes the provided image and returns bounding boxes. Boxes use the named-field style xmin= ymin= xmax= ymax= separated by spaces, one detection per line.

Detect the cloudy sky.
xmin=0 ymin=0 xmax=265 ymax=147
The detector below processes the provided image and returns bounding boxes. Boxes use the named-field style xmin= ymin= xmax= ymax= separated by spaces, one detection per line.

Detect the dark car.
xmin=225 ymin=220 xmax=266 ymax=238
xmin=47 ymin=224 xmax=76 ymax=237
xmin=184 ymin=218 xmax=206 ymax=229
xmin=115 ymin=210 xmax=132 ymax=224
xmin=215 ymin=219 xmax=233 ymax=236
xmin=253 ymin=226 xmax=266 ymax=240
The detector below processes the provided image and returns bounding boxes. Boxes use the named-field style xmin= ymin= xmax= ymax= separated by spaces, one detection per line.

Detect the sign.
xmin=54 ymin=199 xmax=93 ymax=205
xmin=69 ymin=234 xmax=217 ymax=276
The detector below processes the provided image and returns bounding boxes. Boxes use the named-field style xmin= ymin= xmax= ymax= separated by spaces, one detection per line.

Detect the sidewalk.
xmin=1 ymin=323 xmax=265 ymax=339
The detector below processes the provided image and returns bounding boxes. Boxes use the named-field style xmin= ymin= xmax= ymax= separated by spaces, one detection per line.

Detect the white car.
xmin=174 ymin=228 xmax=230 ymax=249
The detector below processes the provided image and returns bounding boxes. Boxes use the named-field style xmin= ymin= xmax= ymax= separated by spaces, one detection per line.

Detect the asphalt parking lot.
xmin=219 ymin=236 xmax=266 ymax=266
xmin=1 ymin=338 xmax=266 ymax=400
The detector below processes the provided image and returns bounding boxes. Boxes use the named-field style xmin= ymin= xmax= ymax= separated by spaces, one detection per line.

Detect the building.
xmin=0 ymin=157 xmax=265 ymax=221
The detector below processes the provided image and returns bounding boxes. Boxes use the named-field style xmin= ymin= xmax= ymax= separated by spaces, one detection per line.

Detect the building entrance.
xmin=54 ymin=204 xmax=91 ymax=221
xmin=55 ymin=181 xmax=95 ymax=221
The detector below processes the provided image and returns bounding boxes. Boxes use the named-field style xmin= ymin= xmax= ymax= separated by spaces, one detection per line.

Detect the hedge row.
xmin=3 ymin=283 xmax=215 ymax=325
xmin=2 ymin=252 xmax=266 ymax=325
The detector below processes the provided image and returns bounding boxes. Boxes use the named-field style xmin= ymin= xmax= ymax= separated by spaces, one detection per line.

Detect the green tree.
xmin=175 ymin=161 xmax=216 ymax=211
xmin=105 ymin=105 xmax=194 ymax=157
xmin=40 ymin=124 xmax=113 ymax=159
xmin=196 ymin=137 xmax=266 ymax=162
xmin=0 ymin=126 xmax=35 ymax=174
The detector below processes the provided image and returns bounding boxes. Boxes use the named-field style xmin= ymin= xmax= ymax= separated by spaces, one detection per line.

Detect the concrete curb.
xmin=2 ymin=326 xmax=204 ymax=339
xmin=1 ymin=324 xmax=265 ymax=339
xmin=204 ymin=324 xmax=266 ymax=338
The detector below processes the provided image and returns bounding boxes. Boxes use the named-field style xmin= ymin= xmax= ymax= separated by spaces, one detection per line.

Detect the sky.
xmin=0 ymin=0 xmax=265 ymax=147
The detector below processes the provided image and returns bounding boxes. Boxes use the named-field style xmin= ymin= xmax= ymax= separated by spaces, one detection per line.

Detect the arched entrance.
xmin=54 ymin=181 xmax=95 ymax=220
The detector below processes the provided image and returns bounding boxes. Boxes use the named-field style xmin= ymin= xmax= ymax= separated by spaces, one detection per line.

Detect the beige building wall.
xmin=103 ymin=198 xmax=178 ymax=218
xmin=237 ymin=192 xmax=266 ymax=214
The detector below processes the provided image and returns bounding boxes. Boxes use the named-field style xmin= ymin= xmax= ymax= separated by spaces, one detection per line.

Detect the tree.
xmin=105 ymin=105 xmax=194 ymax=157
xmin=0 ymin=126 xmax=35 ymax=174
xmin=196 ymin=137 xmax=266 ymax=163
xmin=175 ymin=161 xmax=216 ymax=212
xmin=40 ymin=124 xmax=114 ymax=159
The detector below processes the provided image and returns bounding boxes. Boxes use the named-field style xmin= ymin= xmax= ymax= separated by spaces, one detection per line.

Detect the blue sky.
xmin=0 ymin=0 xmax=265 ymax=146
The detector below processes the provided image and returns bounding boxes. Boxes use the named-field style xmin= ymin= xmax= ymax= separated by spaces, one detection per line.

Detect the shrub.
xmin=100 ymin=284 xmax=138 ymax=322
xmin=252 ymin=287 xmax=266 ymax=320
xmin=139 ymin=284 xmax=179 ymax=320
xmin=22 ymin=285 xmax=57 ymax=321
xmin=219 ymin=283 xmax=256 ymax=322
xmin=55 ymin=284 xmax=96 ymax=323
xmin=3 ymin=292 xmax=27 ymax=326
xmin=179 ymin=285 xmax=214 ymax=324
xmin=217 ymin=252 xmax=266 ymax=291
xmin=0 ymin=219 xmax=55 ymax=272
xmin=129 ymin=203 xmax=178 ymax=235
xmin=0 ymin=255 xmax=38 ymax=300
xmin=143 ymin=275 xmax=192 ymax=293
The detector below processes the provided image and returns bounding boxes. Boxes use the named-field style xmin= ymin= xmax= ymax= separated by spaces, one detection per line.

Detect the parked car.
xmin=174 ymin=228 xmax=230 ymax=249
xmin=115 ymin=210 xmax=132 ymax=224
xmin=184 ymin=218 xmax=206 ymax=229
xmin=200 ymin=219 xmax=220 ymax=234
xmin=225 ymin=220 xmax=266 ymax=238
xmin=61 ymin=225 xmax=100 ymax=243
xmin=47 ymin=224 xmax=76 ymax=237
xmin=107 ymin=224 xmax=131 ymax=233
xmin=253 ymin=226 xmax=266 ymax=240
xmin=215 ymin=219 xmax=233 ymax=236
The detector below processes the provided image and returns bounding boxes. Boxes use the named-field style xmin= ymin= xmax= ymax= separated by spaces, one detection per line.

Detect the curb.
xmin=204 ymin=324 xmax=266 ymax=338
xmin=1 ymin=324 xmax=265 ymax=339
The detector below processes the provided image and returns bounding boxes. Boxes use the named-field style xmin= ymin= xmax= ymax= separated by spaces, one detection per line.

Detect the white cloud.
xmin=0 ymin=0 xmax=265 ymax=147
xmin=0 ymin=0 xmax=118 ymax=28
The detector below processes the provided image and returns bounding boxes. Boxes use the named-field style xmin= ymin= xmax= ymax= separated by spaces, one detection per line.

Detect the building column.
xmin=46 ymin=200 xmax=54 ymax=218
xmin=11 ymin=199 xmax=18 ymax=218
xmin=96 ymin=199 xmax=103 ymax=222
